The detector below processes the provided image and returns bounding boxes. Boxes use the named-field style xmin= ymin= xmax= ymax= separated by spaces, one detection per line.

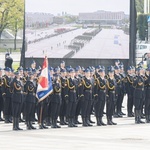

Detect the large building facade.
xmin=26 ymin=13 xmax=54 ymax=28
xmin=78 ymin=10 xmax=128 ymax=25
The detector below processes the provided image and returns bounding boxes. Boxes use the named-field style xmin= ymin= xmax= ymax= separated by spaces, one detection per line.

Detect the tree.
xmin=8 ymin=0 xmax=24 ymax=50
xmin=135 ymin=0 xmax=144 ymax=13
xmin=137 ymin=14 xmax=148 ymax=41
xmin=0 ymin=0 xmax=24 ymax=40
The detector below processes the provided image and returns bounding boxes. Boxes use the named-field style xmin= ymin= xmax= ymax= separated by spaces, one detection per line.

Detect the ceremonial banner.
xmin=36 ymin=56 xmax=53 ymax=102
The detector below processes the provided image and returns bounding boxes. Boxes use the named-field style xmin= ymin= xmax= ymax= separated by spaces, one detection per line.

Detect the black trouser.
xmin=0 ymin=95 xmax=4 ymax=118
xmin=117 ymin=92 xmax=124 ymax=113
xmin=75 ymin=98 xmax=82 ymax=117
xmin=127 ymin=94 xmax=134 ymax=114
xmin=145 ymin=98 xmax=150 ymax=116
xmin=51 ymin=102 xmax=61 ymax=120
xmin=26 ymin=102 xmax=36 ymax=122
xmin=59 ymin=98 xmax=67 ymax=118
xmin=81 ymin=100 xmax=92 ymax=118
xmin=47 ymin=96 xmax=52 ymax=118
xmin=116 ymin=87 xmax=122 ymax=113
xmin=106 ymin=92 xmax=115 ymax=118
xmin=12 ymin=102 xmax=22 ymax=118
xmin=134 ymin=97 xmax=144 ymax=111
xmin=94 ymin=100 xmax=105 ymax=118
xmin=66 ymin=101 xmax=76 ymax=118
xmin=4 ymin=97 xmax=12 ymax=119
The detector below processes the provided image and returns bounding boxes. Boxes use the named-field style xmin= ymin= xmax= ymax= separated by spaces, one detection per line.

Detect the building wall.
xmin=79 ymin=11 xmax=126 ymax=24
xmin=26 ymin=12 xmax=54 ymax=27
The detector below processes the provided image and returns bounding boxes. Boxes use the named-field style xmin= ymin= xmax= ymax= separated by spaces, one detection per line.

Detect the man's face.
xmin=31 ymin=63 xmax=36 ymax=69
xmin=61 ymin=72 xmax=66 ymax=77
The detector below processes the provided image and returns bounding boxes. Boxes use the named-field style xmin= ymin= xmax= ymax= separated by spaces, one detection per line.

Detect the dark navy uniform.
xmin=74 ymin=74 xmax=83 ymax=124
xmin=114 ymin=72 xmax=123 ymax=117
xmin=94 ymin=72 xmax=107 ymax=126
xmin=125 ymin=72 xmax=134 ymax=117
xmin=51 ymin=77 xmax=61 ymax=128
xmin=106 ymin=75 xmax=117 ymax=125
xmin=133 ymin=73 xmax=145 ymax=124
xmin=0 ymin=73 xmax=4 ymax=121
xmin=11 ymin=74 xmax=23 ymax=130
xmin=24 ymin=79 xmax=37 ymax=130
xmin=2 ymin=70 xmax=13 ymax=123
xmin=66 ymin=76 xmax=77 ymax=127
xmin=59 ymin=75 xmax=68 ymax=125
xmin=5 ymin=54 xmax=13 ymax=69
xmin=81 ymin=75 xmax=93 ymax=126
xmin=145 ymin=74 xmax=150 ymax=123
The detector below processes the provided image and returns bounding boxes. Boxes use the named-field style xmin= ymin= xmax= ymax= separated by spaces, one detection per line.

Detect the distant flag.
xmin=36 ymin=56 xmax=53 ymax=102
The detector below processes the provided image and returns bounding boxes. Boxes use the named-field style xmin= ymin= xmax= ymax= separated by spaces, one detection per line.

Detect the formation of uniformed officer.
xmin=1 ymin=60 xmax=150 ymax=131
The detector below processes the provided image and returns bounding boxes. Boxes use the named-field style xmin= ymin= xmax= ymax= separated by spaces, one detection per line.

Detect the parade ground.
xmin=0 ymin=96 xmax=150 ymax=150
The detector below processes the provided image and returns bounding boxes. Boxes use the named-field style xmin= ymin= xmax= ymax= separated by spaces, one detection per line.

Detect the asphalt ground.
xmin=0 ymin=96 xmax=150 ymax=150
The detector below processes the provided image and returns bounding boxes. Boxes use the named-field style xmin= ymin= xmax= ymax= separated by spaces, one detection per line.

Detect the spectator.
xmin=5 ymin=53 xmax=13 ymax=69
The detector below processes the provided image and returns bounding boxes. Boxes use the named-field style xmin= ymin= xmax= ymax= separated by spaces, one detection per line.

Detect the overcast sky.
xmin=26 ymin=0 xmax=130 ymax=15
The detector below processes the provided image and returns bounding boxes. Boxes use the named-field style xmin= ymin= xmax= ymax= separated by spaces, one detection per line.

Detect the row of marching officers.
xmin=50 ymin=66 xmax=117 ymax=128
xmin=1 ymin=61 xmax=150 ymax=130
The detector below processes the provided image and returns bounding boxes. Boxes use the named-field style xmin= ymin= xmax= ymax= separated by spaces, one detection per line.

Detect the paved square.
xmin=0 ymin=97 xmax=150 ymax=150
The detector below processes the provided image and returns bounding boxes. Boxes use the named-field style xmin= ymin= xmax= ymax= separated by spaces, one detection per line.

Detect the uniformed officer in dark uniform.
xmin=65 ymin=68 xmax=78 ymax=127
xmin=106 ymin=67 xmax=117 ymax=125
xmin=74 ymin=67 xmax=83 ymax=124
xmin=145 ymin=67 xmax=150 ymax=123
xmin=2 ymin=67 xmax=13 ymax=123
xmin=51 ymin=74 xmax=61 ymax=128
xmin=94 ymin=68 xmax=107 ymax=126
xmin=119 ymin=64 xmax=126 ymax=116
xmin=5 ymin=53 xmax=13 ymax=69
xmin=11 ymin=71 xmax=23 ymax=130
xmin=133 ymin=67 xmax=145 ymax=124
xmin=31 ymin=60 xmax=36 ymax=72
xmin=0 ymin=68 xmax=4 ymax=121
xmin=125 ymin=66 xmax=135 ymax=117
xmin=59 ymin=69 xmax=68 ymax=125
xmin=114 ymin=66 xmax=123 ymax=118
xmin=24 ymin=72 xmax=37 ymax=130
xmin=81 ymin=68 xmax=93 ymax=127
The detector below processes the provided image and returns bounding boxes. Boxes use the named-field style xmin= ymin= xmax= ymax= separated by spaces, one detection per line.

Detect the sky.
xmin=25 ymin=0 xmax=130 ymax=15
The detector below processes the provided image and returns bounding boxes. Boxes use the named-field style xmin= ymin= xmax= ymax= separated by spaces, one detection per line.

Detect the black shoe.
xmin=39 ymin=124 xmax=44 ymax=129
xmin=89 ymin=119 xmax=95 ymax=124
xmin=75 ymin=120 xmax=82 ymax=124
xmin=100 ymin=118 xmax=106 ymax=126
xmin=113 ymin=114 xmax=119 ymax=118
xmin=117 ymin=113 xmax=123 ymax=118
xmin=42 ymin=124 xmax=48 ymax=129
xmin=0 ymin=118 xmax=4 ymax=121
xmin=68 ymin=123 xmax=74 ymax=127
xmin=8 ymin=117 xmax=13 ymax=123
xmin=107 ymin=119 xmax=113 ymax=125
xmin=5 ymin=120 xmax=9 ymax=123
xmin=120 ymin=112 xmax=126 ymax=116
xmin=86 ymin=119 xmax=93 ymax=126
xmin=128 ymin=114 xmax=133 ymax=117
xmin=111 ymin=120 xmax=117 ymax=125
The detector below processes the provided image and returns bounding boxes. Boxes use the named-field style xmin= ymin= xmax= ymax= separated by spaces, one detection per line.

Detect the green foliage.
xmin=0 ymin=0 xmax=24 ymax=39
xmin=137 ymin=14 xmax=148 ymax=40
xmin=135 ymin=0 xmax=144 ymax=13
